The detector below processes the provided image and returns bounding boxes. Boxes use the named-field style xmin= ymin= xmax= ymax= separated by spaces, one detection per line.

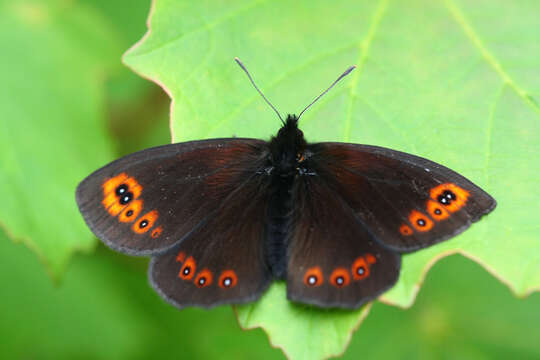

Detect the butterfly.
xmin=76 ymin=58 xmax=496 ymax=309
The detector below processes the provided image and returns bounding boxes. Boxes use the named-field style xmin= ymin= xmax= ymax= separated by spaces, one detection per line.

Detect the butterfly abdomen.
xmin=265 ymin=175 xmax=295 ymax=279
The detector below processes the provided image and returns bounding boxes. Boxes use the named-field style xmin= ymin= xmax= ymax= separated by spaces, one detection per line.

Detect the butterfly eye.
xmin=303 ymin=267 xmax=323 ymax=287
xmin=296 ymin=152 xmax=305 ymax=162
xmin=218 ymin=270 xmax=238 ymax=289
xmin=194 ymin=269 xmax=213 ymax=288
xmin=330 ymin=268 xmax=350 ymax=288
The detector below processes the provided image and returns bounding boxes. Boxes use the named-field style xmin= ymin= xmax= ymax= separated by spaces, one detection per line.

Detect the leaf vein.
xmin=344 ymin=0 xmax=390 ymax=142
xmin=444 ymin=0 xmax=540 ymax=117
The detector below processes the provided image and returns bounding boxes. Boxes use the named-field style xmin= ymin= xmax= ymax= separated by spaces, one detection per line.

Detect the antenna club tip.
xmin=344 ymin=65 xmax=357 ymax=75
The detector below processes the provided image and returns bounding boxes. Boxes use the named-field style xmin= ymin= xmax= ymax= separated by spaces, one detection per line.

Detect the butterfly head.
xmin=269 ymin=114 xmax=307 ymax=175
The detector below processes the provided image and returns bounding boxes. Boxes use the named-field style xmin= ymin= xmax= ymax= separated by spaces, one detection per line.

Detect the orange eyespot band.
xmin=118 ymin=199 xmax=143 ymax=223
xmin=102 ymin=173 xmax=143 ymax=217
xmin=352 ymin=257 xmax=370 ymax=280
xmin=132 ymin=210 xmax=158 ymax=234
xmin=409 ymin=210 xmax=434 ymax=232
xmin=430 ymin=183 xmax=469 ymax=213
xmin=400 ymin=224 xmax=413 ymax=236
xmin=102 ymin=173 xmax=128 ymax=195
xmin=194 ymin=269 xmax=213 ymax=288
xmin=426 ymin=200 xmax=449 ymax=221
xmin=102 ymin=194 xmax=126 ymax=216
xmin=218 ymin=270 xmax=238 ymax=289
xmin=365 ymin=253 xmax=376 ymax=264
xmin=179 ymin=256 xmax=196 ymax=280
xmin=176 ymin=251 xmax=186 ymax=263
xmin=123 ymin=177 xmax=143 ymax=200
xmin=303 ymin=267 xmax=323 ymax=287
xmin=330 ymin=268 xmax=351 ymax=288
xmin=151 ymin=226 xmax=163 ymax=239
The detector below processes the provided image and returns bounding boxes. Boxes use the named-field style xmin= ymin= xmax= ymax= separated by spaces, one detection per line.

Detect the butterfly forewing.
xmin=149 ymin=170 xmax=272 ymax=308
xmin=76 ymin=139 xmax=267 ymax=255
xmin=306 ymin=143 xmax=496 ymax=252
xmin=286 ymin=175 xmax=401 ymax=309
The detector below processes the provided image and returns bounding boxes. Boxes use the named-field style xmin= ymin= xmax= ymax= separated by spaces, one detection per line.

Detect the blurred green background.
xmin=1 ymin=0 xmax=539 ymax=359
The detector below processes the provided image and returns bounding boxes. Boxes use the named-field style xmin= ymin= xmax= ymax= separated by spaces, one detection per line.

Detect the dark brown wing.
xmin=149 ymin=170 xmax=272 ymax=309
xmin=76 ymin=139 xmax=268 ymax=255
xmin=286 ymin=175 xmax=401 ymax=309
xmin=304 ymin=143 xmax=496 ymax=252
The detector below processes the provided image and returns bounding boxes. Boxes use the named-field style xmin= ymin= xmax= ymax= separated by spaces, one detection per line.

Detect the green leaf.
xmin=0 ymin=1 xmax=122 ymax=276
xmin=0 ymin=229 xmax=283 ymax=360
xmin=124 ymin=0 xmax=540 ymax=358
xmin=3 ymin=226 xmax=540 ymax=359
xmin=236 ymin=283 xmax=371 ymax=360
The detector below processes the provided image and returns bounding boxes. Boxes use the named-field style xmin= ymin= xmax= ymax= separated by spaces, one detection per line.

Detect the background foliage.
xmin=0 ymin=0 xmax=539 ymax=359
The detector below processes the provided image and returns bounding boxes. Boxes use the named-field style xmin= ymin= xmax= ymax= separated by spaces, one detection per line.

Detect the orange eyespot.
xmin=123 ymin=177 xmax=143 ymax=200
xmin=102 ymin=195 xmax=127 ymax=216
xmin=430 ymin=183 xmax=469 ymax=213
xmin=118 ymin=199 xmax=143 ymax=223
xmin=409 ymin=210 xmax=434 ymax=232
xmin=218 ymin=270 xmax=238 ymax=289
xmin=352 ymin=257 xmax=370 ymax=280
xmin=426 ymin=200 xmax=449 ymax=221
xmin=303 ymin=267 xmax=323 ymax=287
xmin=101 ymin=173 xmax=144 ymax=217
xmin=151 ymin=226 xmax=163 ymax=239
xmin=179 ymin=256 xmax=196 ymax=280
xmin=400 ymin=224 xmax=414 ymax=236
xmin=330 ymin=268 xmax=351 ymax=288
xmin=132 ymin=210 xmax=159 ymax=234
xmin=176 ymin=251 xmax=186 ymax=263
xmin=194 ymin=269 xmax=213 ymax=288
xmin=365 ymin=253 xmax=376 ymax=264
xmin=102 ymin=173 xmax=128 ymax=195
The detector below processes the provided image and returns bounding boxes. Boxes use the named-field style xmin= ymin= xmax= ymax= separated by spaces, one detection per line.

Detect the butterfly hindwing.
xmin=286 ymin=174 xmax=401 ymax=308
xmin=149 ymin=168 xmax=272 ymax=308
xmin=305 ymin=143 xmax=496 ymax=252
xmin=76 ymin=139 xmax=267 ymax=255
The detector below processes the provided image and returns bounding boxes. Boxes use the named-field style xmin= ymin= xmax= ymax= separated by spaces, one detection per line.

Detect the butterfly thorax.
xmin=268 ymin=115 xmax=307 ymax=177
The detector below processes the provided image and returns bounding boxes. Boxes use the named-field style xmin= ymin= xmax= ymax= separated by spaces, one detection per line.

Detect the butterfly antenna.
xmin=297 ymin=65 xmax=357 ymax=120
xmin=234 ymin=57 xmax=284 ymax=125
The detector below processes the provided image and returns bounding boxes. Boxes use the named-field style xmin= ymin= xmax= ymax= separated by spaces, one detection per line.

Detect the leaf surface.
xmin=124 ymin=0 xmax=540 ymax=358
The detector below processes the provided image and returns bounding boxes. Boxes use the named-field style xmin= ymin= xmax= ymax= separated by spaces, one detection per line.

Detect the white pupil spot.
xmin=336 ymin=277 xmax=344 ymax=285
xmin=199 ymin=278 xmax=205 ymax=285
xmin=308 ymin=276 xmax=317 ymax=285
xmin=223 ymin=278 xmax=232 ymax=287
xmin=183 ymin=267 xmax=190 ymax=275
xmin=357 ymin=267 xmax=365 ymax=275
